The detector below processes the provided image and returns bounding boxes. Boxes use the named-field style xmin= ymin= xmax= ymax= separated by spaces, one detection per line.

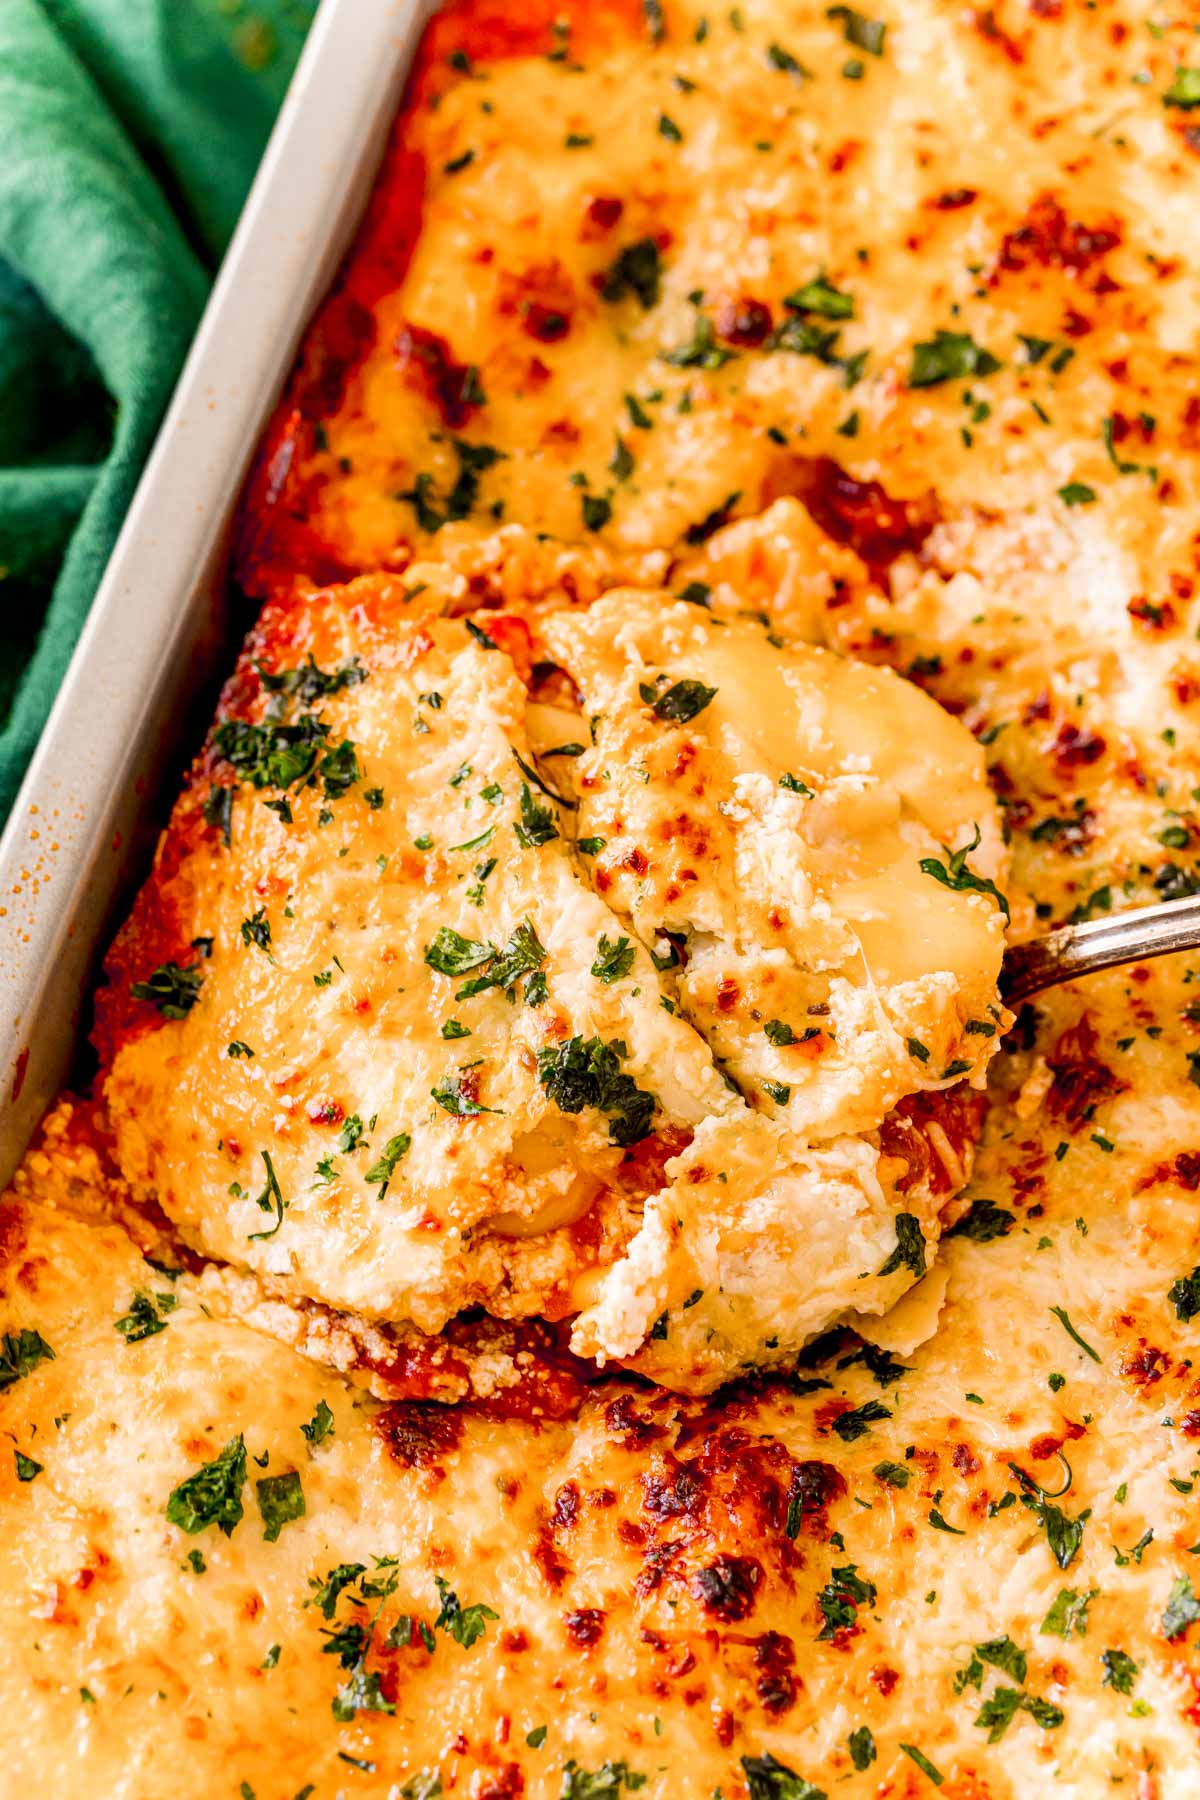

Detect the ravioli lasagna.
xmin=6 ymin=0 xmax=1200 ymax=1792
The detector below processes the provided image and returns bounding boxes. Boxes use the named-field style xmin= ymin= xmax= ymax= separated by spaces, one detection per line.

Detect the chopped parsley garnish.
xmin=562 ymin=1763 xmax=647 ymax=1799
xmin=203 ymin=782 xmax=233 ymax=845
xmin=765 ymin=42 xmax=811 ymax=80
xmin=114 ymin=1290 xmax=177 ymax=1344
xmin=537 ymin=1035 xmax=656 ymax=1146
xmin=848 ymin=1725 xmax=875 ymax=1770
xmin=1163 ymin=1574 xmax=1200 ymax=1639
xmin=762 ymin=1081 xmax=791 ymax=1104
xmin=165 ymin=1435 xmax=247 ymax=1537
xmin=441 ymin=1019 xmax=471 ymax=1039
xmin=741 ymin=1754 xmax=824 ymax=1798
xmin=307 ymin=1561 xmax=366 ymax=1619
xmin=15 ymin=1450 xmax=42 ymax=1482
xmin=515 ymin=783 xmax=559 ymax=847
xmin=1164 ymin=67 xmax=1200 ymax=109
xmin=975 ymin=1685 xmax=1062 ymax=1743
xmin=213 ymin=711 xmax=359 ymax=805
xmin=577 ymin=836 xmax=606 ymax=856
xmin=433 ymin=1575 xmax=498 ymax=1648
xmin=873 ymin=1460 xmax=911 ymax=1488
xmin=779 ymin=772 xmax=814 ymax=795
xmin=247 ymin=1150 xmax=286 ymax=1242
xmin=1008 ymin=1462 xmax=1090 ymax=1569
xmin=600 ymin=238 xmax=662 ymax=310
xmin=899 ymin=1744 xmax=944 ymax=1787
xmin=765 ymin=1019 xmax=797 ymax=1046
xmin=0 ymin=1329 xmax=56 ymax=1391
xmin=908 ymin=329 xmax=1001 ymax=389
xmin=1040 ymin=1586 xmax=1096 ymax=1638
xmin=1049 ymin=1304 xmax=1100 ymax=1363
xmin=399 ymin=440 xmax=505 ymax=531
xmin=240 ymin=908 xmax=271 ymax=954
xmin=364 ymin=1133 xmax=411 ymax=1197
xmin=658 ymin=111 xmax=683 ymax=141
xmin=816 ymin=1563 xmax=877 ymax=1637
xmin=919 ymin=823 xmax=1010 ymax=921
xmin=1058 ymin=482 xmax=1096 ymax=507
xmin=955 ymin=1636 xmax=1026 ymax=1691
xmin=581 ymin=492 xmax=613 ymax=532
xmin=638 ymin=676 xmax=718 ymax=722
xmin=1101 ymin=1648 xmax=1138 ymax=1694
xmin=227 ymin=1040 xmax=254 ymax=1058
xmin=256 ymin=1470 xmax=305 ymax=1541
xmin=827 ymin=4 xmax=886 ymax=54
xmin=591 ymin=934 xmax=636 ymax=984
xmin=831 ymin=1398 xmax=892 ymax=1442
xmin=948 ymin=1197 xmax=1015 ymax=1241
xmin=255 ymin=654 xmax=366 ymax=706
xmin=1168 ymin=1263 xmax=1200 ymax=1321
xmin=425 ymin=928 xmax=496 ymax=976
xmin=661 ymin=310 xmax=737 ymax=370
xmin=455 ymin=919 xmax=548 ymax=1002
xmin=300 ymin=1400 xmax=335 ymax=1446
xmin=130 ymin=959 xmax=205 ymax=1019
xmin=784 ymin=273 xmax=854 ymax=319
xmin=431 ymin=1073 xmax=500 ymax=1117
xmin=878 ymin=1212 xmax=926 ymax=1278
xmin=685 ymin=489 xmax=742 ymax=541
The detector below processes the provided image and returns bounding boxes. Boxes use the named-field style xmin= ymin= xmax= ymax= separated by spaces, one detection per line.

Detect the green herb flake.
xmin=591 ymin=934 xmax=637 ymax=984
xmin=919 ymin=823 xmax=1010 ymax=920
xmin=300 ymin=1399 xmax=335 ymax=1447
xmin=537 ymin=1035 xmax=656 ymax=1147
xmin=130 ymin=959 xmax=205 ymax=1018
xmin=166 ymin=1435 xmax=247 ymax=1538
xmin=827 ymin=4 xmax=885 ymax=54
xmin=364 ymin=1133 xmax=412 ymax=1197
xmin=434 ymin=1574 xmax=498 ymax=1648
xmin=638 ymin=677 xmax=718 ymax=722
xmin=1049 ymin=1304 xmax=1101 ymax=1363
xmin=1101 ymin=1648 xmax=1139 ymax=1694
xmin=256 ymin=1469 xmax=305 ymax=1542
xmin=899 ymin=1743 xmax=944 ymax=1787
xmin=0 ymin=1329 xmax=57 ymax=1393
xmin=878 ymin=1212 xmax=926 ymax=1278
xmin=14 ymin=1449 xmax=42 ymax=1482
xmin=114 ymin=1290 xmax=177 ymax=1344
xmin=1040 ymin=1586 xmax=1097 ymax=1638
xmin=909 ymin=329 xmax=1001 ymax=389
xmin=832 ymin=1399 xmax=892 ymax=1442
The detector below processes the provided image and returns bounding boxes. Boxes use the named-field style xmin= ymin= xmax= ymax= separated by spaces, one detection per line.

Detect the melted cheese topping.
xmin=534 ymin=592 xmax=1008 ymax=1138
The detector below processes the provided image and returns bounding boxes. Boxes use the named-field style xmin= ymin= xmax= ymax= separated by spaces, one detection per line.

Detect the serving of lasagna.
xmin=5 ymin=0 xmax=1200 ymax=1793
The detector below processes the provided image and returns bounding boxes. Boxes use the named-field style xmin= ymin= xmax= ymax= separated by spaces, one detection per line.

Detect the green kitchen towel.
xmin=0 ymin=0 xmax=316 ymax=823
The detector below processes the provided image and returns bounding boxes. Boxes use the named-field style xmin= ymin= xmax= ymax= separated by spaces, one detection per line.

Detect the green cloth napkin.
xmin=0 ymin=0 xmax=316 ymax=823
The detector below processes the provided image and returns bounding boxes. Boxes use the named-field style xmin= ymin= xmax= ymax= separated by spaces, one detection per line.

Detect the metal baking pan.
xmin=0 ymin=0 xmax=431 ymax=1181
